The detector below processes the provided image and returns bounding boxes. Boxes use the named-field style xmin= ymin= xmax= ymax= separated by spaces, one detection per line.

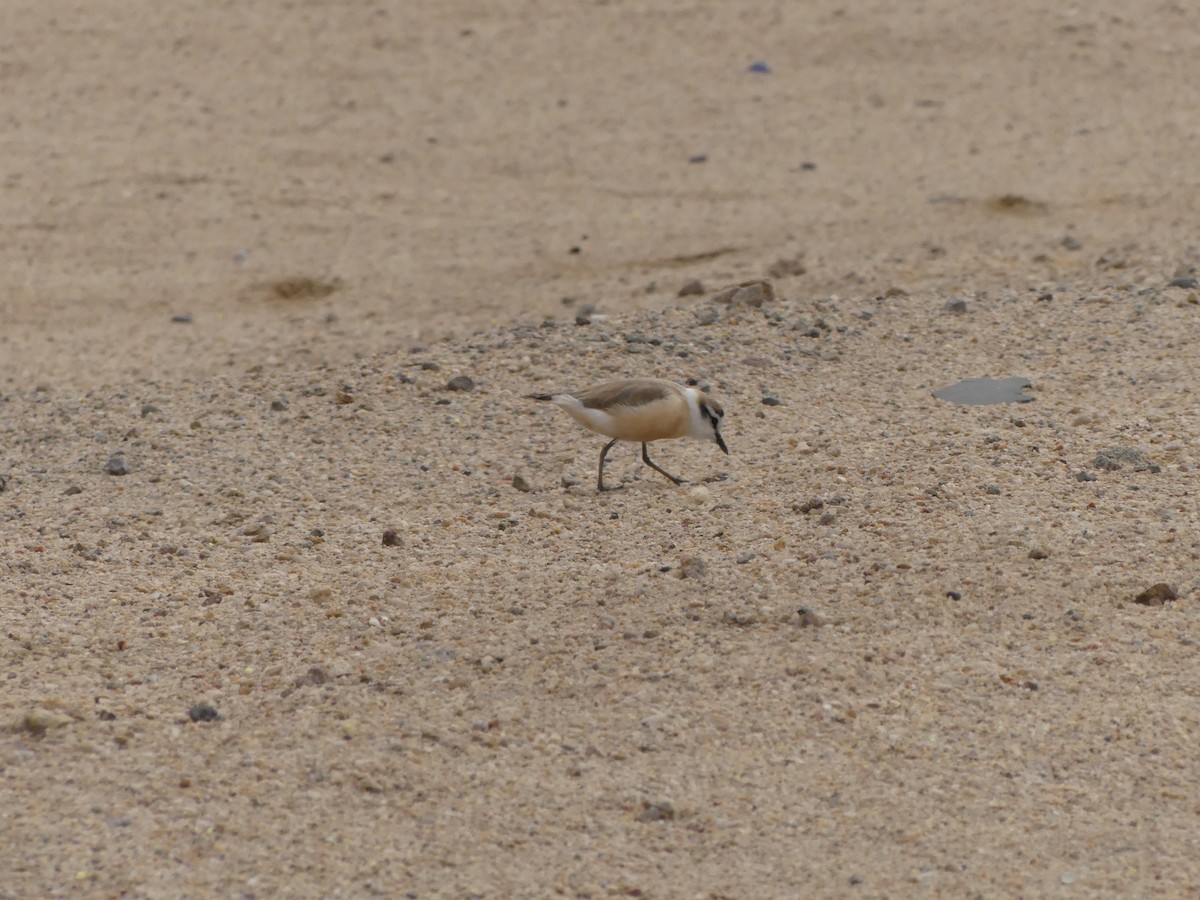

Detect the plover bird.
xmin=528 ymin=378 xmax=728 ymax=492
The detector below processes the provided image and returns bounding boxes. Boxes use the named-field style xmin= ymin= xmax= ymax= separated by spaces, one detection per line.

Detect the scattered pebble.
xmin=943 ymin=298 xmax=968 ymax=314
xmin=1168 ymin=277 xmax=1198 ymax=289
xmin=271 ymin=398 xmax=289 ymax=411
xmin=1075 ymin=470 xmax=1097 ymax=482
xmin=679 ymin=556 xmax=707 ymax=579
xmin=678 ymin=279 xmax=705 ymax=297
xmin=171 ymin=313 xmax=193 ymax=324
xmin=985 ymin=484 xmax=1002 ymax=495
xmin=1134 ymin=583 xmax=1177 ymax=606
xmin=63 ymin=485 xmax=82 ymax=495
xmin=1028 ymin=548 xmax=1049 ymax=560
xmin=736 ymin=551 xmax=756 ymax=564
xmin=1061 ymin=235 xmax=1083 ymax=251
xmin=446 ymin=375 xmax=476 ymax=392
xmin=818 ymin=511 xmax=837 ymax=526
xmin=382 ymin=528 xmax=402 ymax=547
xmin=686 ymin=485 xmax=710 ymax=506
xmin=946 ymin=591 xmax=962 ymax=601
xmin=105 ymin=455 xmax=129 ymax=476
xmin=512 ymin=474 xmax=533 ymax=493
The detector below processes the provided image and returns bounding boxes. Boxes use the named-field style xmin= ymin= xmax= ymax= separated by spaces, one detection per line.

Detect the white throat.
xmin=682 ymin=388 xmax=710 ymax=440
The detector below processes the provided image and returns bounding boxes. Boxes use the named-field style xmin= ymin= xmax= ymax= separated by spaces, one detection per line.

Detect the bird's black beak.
xmin=715 ymin=431 xmax=729 ymax=455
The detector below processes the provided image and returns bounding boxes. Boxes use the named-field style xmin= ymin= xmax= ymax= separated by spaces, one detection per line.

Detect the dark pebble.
xmin=271 ymin=399 xmax=289 ymax=411
xmin=511 ymin=474 xmax=532 ymax=493
xmin=1075 ymin=470 xmax=1097 ymax=482
xmin=575 ymin=314 xmax=592 ymax=326
xmin=946 ymin=590 xmax=961 ymax=601
xmin=985 ymin=484 xmax=1001 ymax=495
xmin=447 ymin=375 xmax=476 ymax=392
xmin=140 ymin=403 xmax=159 ymax=417
xmin=64 ymin=485 xmax=82 ymax=495
xmin=382 ymin=528 xmax=402 ymax=547
xmin=188 ymin=704 xmax=221 ymax=723
xmin=1168 ymin=277 xmax=1199 ymax=289
xmin=678 ymin=279 xmax=705 ymax=297
xmin=687 ymin=154 xmax=708 ymax=164
xmin=1061 ymin=235 xmax=1082 ymax=251
xmin=944 ymin=298 xmax=968 ymax=314
xmin=761 ymin=396 xmax=781 ymax=406
xmin=171 ymin=314 xmax=193 ymax=324
xmin=105 ymin=455 xmax=129 ymax=476
xmin=420 ymin=360 xmax=441 ymax=371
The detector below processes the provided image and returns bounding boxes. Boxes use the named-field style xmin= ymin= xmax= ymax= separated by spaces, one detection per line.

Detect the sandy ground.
xmin=4 ymin=1 xmax=1200 ymax=897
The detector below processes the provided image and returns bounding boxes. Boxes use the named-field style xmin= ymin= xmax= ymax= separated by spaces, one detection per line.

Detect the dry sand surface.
xmin=4 ymin=1 xmax=1200 ymax=897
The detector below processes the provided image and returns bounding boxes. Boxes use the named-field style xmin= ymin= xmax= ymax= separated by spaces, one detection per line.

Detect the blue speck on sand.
xmin=747 ymin=61 xmax=772 ymax=74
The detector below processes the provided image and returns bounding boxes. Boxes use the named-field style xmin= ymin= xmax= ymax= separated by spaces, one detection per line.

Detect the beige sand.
xmin=4 ymin=1 xmax=1200 ymax=896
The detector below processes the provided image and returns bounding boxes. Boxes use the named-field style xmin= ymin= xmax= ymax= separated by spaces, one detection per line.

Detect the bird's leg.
xmin=597 ymin=438 xmax=621 ymax=492
xmin=641 ymin=442 xmax=684 ymax=486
